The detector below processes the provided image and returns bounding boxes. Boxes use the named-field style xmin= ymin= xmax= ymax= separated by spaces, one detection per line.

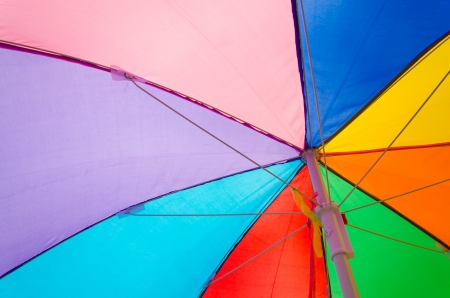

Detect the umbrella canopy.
xmin=1 ymin=0 xmax=450 ymax=297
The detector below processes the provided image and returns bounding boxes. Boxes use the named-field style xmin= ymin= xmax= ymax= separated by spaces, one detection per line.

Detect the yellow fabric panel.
xmin=325 ymin=35 xmax=450 ymax=153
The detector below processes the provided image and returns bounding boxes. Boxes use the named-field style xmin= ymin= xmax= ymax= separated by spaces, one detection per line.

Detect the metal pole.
xmin=304 ymin=150 xmax=359 ymax=298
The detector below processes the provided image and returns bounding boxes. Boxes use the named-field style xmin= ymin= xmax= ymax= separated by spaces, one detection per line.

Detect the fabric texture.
xmin=0 ymin=161 xmax=301 ymax=297
xmin=325 ymin=34 xmax=450 ymax=152
xmin=0 ymin=0 xmax=305 ymax=147
xmin=204 ymin=166 xmax=328 ymax=298
xmin=323 ymin=144 xmax=450 ymax=246
xmin=296 ymin=0 xmax=450 ymax=147
xmin=0 ymin=47 xmax=299 ymax=276
xmin=321 ymin=167 xmax=450 ymax=298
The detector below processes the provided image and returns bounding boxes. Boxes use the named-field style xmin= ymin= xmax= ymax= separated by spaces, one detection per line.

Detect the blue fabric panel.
xmin=0 ymin=161 xmax=302 ymax=297
xmin=296 ymin=0 xmax=450 ymax=147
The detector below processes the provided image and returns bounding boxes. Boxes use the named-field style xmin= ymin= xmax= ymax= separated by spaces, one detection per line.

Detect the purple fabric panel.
xmin=0 ymin=48 xmax=299 ymax=276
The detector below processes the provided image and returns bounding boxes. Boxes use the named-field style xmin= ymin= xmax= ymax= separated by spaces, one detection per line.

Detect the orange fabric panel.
xmin=323 ymin=144 xmax=450 ymax=245
xmin=203 ymin=167 xmax=328 ymax=297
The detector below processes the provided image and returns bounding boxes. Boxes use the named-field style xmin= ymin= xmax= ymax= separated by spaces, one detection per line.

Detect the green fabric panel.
xmin=320 ymin=166 xmax=450 ymax=298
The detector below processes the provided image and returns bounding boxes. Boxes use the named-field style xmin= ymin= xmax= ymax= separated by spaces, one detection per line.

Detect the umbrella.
xmin=1 ymin=0 xmax=449 ymax=297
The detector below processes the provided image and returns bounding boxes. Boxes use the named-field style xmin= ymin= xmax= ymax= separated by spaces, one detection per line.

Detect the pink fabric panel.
xmin=0 ymin=0 xmax=305 ymax=148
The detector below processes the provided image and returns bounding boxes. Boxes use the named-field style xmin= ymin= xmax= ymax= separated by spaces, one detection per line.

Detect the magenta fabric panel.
xmin=0 ymin=0 xmax=305 ymax=147
xmin=0 ymin=48 xmax=299 ymax=276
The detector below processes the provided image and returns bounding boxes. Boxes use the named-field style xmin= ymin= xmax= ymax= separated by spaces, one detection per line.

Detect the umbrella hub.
xmin=315 ymin=201 xmax=354 ymax=260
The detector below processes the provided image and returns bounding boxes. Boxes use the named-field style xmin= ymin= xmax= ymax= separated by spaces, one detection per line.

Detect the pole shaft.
xmin=305 ymin=151 xmax=330 ymax=205
xmin=304 ymin=150 xmax=359 ymax=298
xmin=333 ymin=254 xmax=359 ymax=297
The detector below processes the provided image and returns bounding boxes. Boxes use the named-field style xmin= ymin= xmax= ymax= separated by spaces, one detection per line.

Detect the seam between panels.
xmin=291 ymin=0 xmax=313 ymax=149
xmin=290 ymin=0 xmax=305 ymax=80
xmin=318 ymin=161 xmax=450 ymax=250
xmin=0 ymin=40 xmax=302 ymax=152
xmin=127 ymin=157 xmax=302 ymax=209
xmin=0 ymin=159 xmax=301 ymax=280
xmin=318 ymin=30 xmax=450 ymax=149
xmin=321 ymin=141 xmax=450 ymax=157
xmin=199 ymin=163 xmax=304 ymax=297
xmin=290 ymin=0 xmax=311 ymax=150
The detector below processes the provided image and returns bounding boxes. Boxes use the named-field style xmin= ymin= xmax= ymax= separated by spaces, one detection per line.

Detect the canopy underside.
xmin=204 ymin=167 xmax=328 ymax=298
xmin=0 ymin=47 xmax=299 ymax=277
xmin=0 ymin=0 xmax=305 ymax=147
xmin=320 ymin=167 xmax=450 ymax=298
xmin=0 ymin=161 xmax=302 ymax=297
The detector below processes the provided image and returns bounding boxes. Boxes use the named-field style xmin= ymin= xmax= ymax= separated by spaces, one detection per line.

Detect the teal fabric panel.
xmin=0 ymin=160 xmax=301 ymax=298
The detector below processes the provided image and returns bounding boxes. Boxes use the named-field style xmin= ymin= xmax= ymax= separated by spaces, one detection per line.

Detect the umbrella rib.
xmin=338 ymin=70 xmax=450 ymax=208
xmin=343 ymin=177 xmax=450 ymax=213
xmin=304 ymin=86 xmax=314 ymax=149
xmin=322 ymin=236 xmax=332 ymax=297
xmin=130 ymin=79 xmax=315 ymax=203
xmin=207 ymin=224 xmax=307 ymax=286
xmin=298 ymin=0 xmax=332 ymax=199
xmin=347 ymin=224 xmax=445 ymax=254
xmin=127 ymin=211 xmax=304 ymax=217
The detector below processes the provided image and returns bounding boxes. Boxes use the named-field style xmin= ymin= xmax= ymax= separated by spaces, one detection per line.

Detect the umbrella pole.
xmin=304 ymin=150 xmax=359 ymax=298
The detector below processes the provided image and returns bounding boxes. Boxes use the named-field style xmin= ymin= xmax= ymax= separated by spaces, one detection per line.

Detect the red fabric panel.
xmin=204 ymin=166 xmax=328 ymax=297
